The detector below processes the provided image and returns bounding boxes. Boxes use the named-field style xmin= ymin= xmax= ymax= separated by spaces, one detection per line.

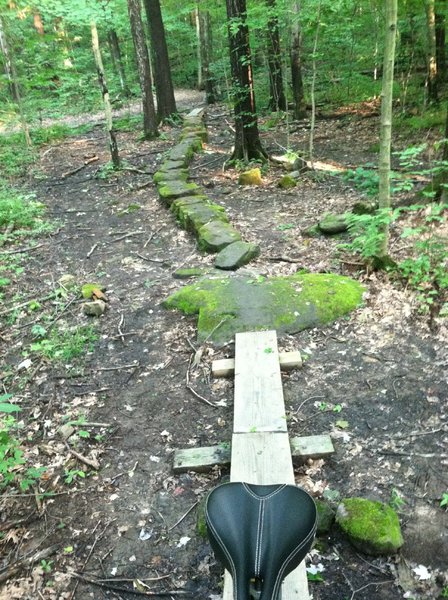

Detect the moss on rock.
xmin=170 ymin=196 xmax=208 ymax=218
xmin=316 ymin=499 xmax=336 ymax=534
xmin=163 ymin=272 xmax=364 ymax=342
xmin=197 ymin=221 xmax=242 ymax=253
xmin=318 ymin=213 xmax=350 ymax=234
xmin=336 ymin=497 xmax=403 ymax=556
xmin=177 ymin=202 xmax=228 ymax=232
xmin=157 ymin=181 xmax=201 ymax=205
xmin=278 ymin=174 xmax=297 ymax=189
xmin=153 ymin=169 xmax=188 ymax=184
xmin=239 ymin=168 xmax=262 ymax=186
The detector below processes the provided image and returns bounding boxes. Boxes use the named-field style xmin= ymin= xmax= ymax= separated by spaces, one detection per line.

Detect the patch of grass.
xmin=395 ymin=109 xmax=445 ymax=132
xmin=0 ymin=184 xmax=45 ymax=229
xmin=29 ymin=325 xmax=98 ymax=362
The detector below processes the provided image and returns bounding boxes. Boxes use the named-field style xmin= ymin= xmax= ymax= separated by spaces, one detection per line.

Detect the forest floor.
xmin=0 ymin=92 xmax=447 ymax=600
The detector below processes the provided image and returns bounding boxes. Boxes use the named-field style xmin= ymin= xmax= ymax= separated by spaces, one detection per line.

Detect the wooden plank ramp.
xmin=223 ymin=330 xmax=310 ymax=600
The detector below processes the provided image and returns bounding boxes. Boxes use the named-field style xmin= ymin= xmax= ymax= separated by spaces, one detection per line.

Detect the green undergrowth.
xmin=28 ymin=325 xmax=98 ymax=362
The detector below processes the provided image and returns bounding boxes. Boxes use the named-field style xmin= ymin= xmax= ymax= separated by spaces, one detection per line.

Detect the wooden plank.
xmin=186 ymin=107 xmax=206 ymax=118
xmin=172 ymin=434 xmax=334 ymax=473
xmin=173 ymin=445 xmax=230 ymax=473
xmin=233 ymin=331 xmax=287 ymax=433
xmin=291 ymin=434 xmax=335 ymax=463
xmin=212 ymin=350 xmax=302 ymax=378
xmin=223 ymin=432 xmax=309 ymax=600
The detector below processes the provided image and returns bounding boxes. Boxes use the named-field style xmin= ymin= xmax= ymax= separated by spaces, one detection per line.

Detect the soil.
xmin=0 ymin=92 xmax=447 ymax=600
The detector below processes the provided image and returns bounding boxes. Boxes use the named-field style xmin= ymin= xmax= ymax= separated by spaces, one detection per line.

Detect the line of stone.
xmin=153 ymin=109 xmax=260 ymax=270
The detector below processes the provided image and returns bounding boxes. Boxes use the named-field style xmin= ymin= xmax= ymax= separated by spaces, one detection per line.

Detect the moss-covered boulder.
xmin=169 ymin=140 xmax=199 ymax=164
xmin=214 ymin=241 xmax=260 ymax=270
xmin=177 ymin=202 xmax=228 ymax=232
xmin=173 ymin=267 xmax=209 ymax=279
xmin=160 ymin=160 xmax=186 ymax=171
xmin=171 ymin=195 xmax=209 ymax=218
xmin=239 ymin=168 xmax=262 ymax=186
xmin=197 ymin=221 xmax=242 ymax=253
xmin=278 ymin=174 xmax=297 ymax=189
xmin=315 ymin=499 xmax=336 ymax=535
xmin=158 ymin=181 xmax=201 ymax=205
xmin=318 ymin=213 xmax=350 ymax=234
xmin=182 ymin=127 xmax=208 ymax=143
xmin=336 ymin=498 xmax=403 ymax=556
xmin=163 ymin=272 xmax=364 ymax=342
xmin=153 ymin=169 xmax=189 ymax=184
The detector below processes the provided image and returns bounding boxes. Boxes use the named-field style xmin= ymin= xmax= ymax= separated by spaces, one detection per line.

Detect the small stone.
xmin=318 ymin=213 xmax=349 ymax=234
xmin=83 ymin=299 xmax=106 ymax=316
xmin=239 ymin=168 xmax=262 ymax=186
xmin=59 ymin=424 xmax=75 ymax=440
xmin=215 ymin=241 xmax=260 ymax=270
xmin=278 ymin=174 xmax=297 ymax=189
xmin=352 ymin=201 xmax=377 ymax=215
xmin=173 ymin=267 xmax=207 ymax=279
xmin=336 ymin=497 xmax=403 ymax=556
xmin=315 ymin=499 xmax=336 ymax=534
xmin=58 ymin=274 xmax=76 ymax=288
xmin=197 ymin=221 xmax=242 ymax=252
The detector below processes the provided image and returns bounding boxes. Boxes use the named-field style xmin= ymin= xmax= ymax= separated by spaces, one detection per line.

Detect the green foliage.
xmin=440 ymin=492 xmax=448 ymax=508
xmin=344 ymin=167 xmax=379 ymax=197
xmin=29 ymin=325 xmax=97 ymax=362
xmin=342 ymin=208 xmax=398 ymax=260
xmin=0 ymin=184 xmax=45 ymax=229
xmin=64 ymin=469 xmax=86 ymax=485
xmin=389 ymin=488 xmax=406 ymax=512
xmin=0 ymin=396 xmax=45 ymax=491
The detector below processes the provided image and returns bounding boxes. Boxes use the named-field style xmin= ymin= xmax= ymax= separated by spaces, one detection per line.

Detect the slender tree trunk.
xmin=0 ymin=15 xmax=31 ymax=147
xmin=143 ymin=0 xmax=177 ymax=120
xmin=425 ymin=0 xmax=438 ymax=103
xmin=378 ymin=0 xmax=398 ymax=257
xmin=33 ymin=12 xmax=44 ymax=35
xmin=90 ymin=21 xmax=120 ymax=168
xmin=108 ymin=29 xmax=131 ymax=96
xmin=266 ymin=0 xmax=286 ymax=111
xmin=435 ymin=7 xmax=446 ymax=82
xmin=196 ymin=3 xmax=216 ymax=104
xmin=226 ymin=0 xmax=267 ymax=161
xmin=127 ymin=0 xmax=158 ymax=139
xmin=309 ymin=3 xmax=321 ymax=167
xmin=290 ymin=0 xmax=306 ymax=119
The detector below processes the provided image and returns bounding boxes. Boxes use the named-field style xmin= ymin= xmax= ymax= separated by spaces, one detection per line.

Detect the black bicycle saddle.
xmin=205 ymin=482 xmax=316 ymax=600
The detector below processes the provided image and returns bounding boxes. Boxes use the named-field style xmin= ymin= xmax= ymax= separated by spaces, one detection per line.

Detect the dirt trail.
xmin=0 ymin=99 xmax=447 ymax=600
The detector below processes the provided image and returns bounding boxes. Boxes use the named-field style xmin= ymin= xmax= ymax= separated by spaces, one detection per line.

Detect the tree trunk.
xmin=90 ymin=21 xmax=120 ymax=168
xmin=435 ymin=5 xmax=446 ymax=82
xmin=33 ymin=12 xmax=44 ymax=35
xmin=196 ymin=3 xmax=216 ymax=104
xmin=290 ymin=0 xmax=306 ymax=120
xmin=108 ymin=29 xmax=131 ymax=96
xmin=143 ymin=0 xmax=177 ymax=120
xmin=127 ymin=0 xmax=158 ymax=139
xmin=266 ymin=0 xmax=287 ymax=111
xmin=378 ymin=0 xmax=398 ymax=257
xmin=425 ymin=0 xmax=438 ymax=103
xmin=226 ymin=0 xmax=267 ymax=161
xmin=0 ymin=14 xmax=31 ymax=147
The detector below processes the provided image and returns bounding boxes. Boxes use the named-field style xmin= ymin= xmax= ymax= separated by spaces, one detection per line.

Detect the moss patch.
xmin=157 ymin=181 xmax=201 ymax=205
xmin=163 ymin=272 xmax=364 ymax=342
xmin=239 ymin=168 xmax=262 ymax=186
xmin=278 ymin=174 xmax=297 ymax=189
xmin=336 ymin=497 xmax=403 ymax=556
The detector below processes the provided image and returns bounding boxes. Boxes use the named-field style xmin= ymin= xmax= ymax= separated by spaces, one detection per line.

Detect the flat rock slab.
xmin=163 ymin=272 xmax=364 ymax=342
xmin=171 ymin=195 xmax=208 ymax=217
xmin=153 ymin=169 xmax=189 ymax=184
xmin=318 ymin=213 xmax=349 ymax=234
xmin=157 ymin=181 xmax=201 ymax=205
xmin=177 ymin=202 xmax=228 ymax=232
xmin=197 ymin=221 xmax=242 ymax=252
xmin=160 ymin=160 xmax=186 ymax=171
xmin=215 ymin=241 xmax=260 ymax=270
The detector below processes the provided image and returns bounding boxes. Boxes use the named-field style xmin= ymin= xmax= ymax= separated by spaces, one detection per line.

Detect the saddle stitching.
xmin=205 ymin=504 xmax=239 ymax=600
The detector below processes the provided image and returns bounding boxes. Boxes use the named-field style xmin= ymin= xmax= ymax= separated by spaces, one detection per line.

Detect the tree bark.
xmin=33 ymin=12 xmax=44 ymax=35
xmin=290 ymin=0 xmax=306 ymax=119
xmin=226 ymin=0 xmax=267 ymax=161
xmin=378 ymin=0 xmax=398 ymax=257
xmin=435 ymin=5 xmax=446 ymax=82
xmin=127 ymin=0 xmax=158 ymax=139
xmin=108 ymin=29 xmax=131 ymax=96
xmin=425 ymin=0 xmax=438 ymax=103
xmin=266 ymin=0 xmax=287 ymax=111
xmin=0 ymin=14 xmax=31 ymax=147
xmin=90 ymin=21 xmax=120 ymax=168
xmin=143 ymin=0 xmax=177 ymax=120
xmin=196 ymin=3 xmax=216 ymax=104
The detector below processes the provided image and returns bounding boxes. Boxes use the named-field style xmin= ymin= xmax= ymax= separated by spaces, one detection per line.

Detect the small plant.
xmin=343 ymin=166 xmax=379 ymax=197
xmin=441 ymin=585 xmax=448 ymax=597
xmin=440 ymin=492 xmax=448 ymax=509
xmin=389 ymin=488 xmax=406 ymax=511
xmin=29 ymin=325 xmax=97 ymax=362
xmin=40 ymin=559 xmax=53 ymax=574
xmin=64 ymin=469 xmax=86 ymax=485
xmin=341 ymin=208 xmax=399 ymax=261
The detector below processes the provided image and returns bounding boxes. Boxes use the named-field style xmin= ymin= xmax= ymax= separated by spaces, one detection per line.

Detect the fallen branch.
xmin=109 ymin=231 xmax=144 ymax=243
xmin=0 ymin=243 xmax=45 ymax=256
xmin=143 ymin=225 xmax=164 ymax=248
xmin=62 ymin=156 xmax=99 ymax=179
xmin=0 ymin=544 xmax=59 ymax=585
xmin=70 ymin=573 xmax=191 ymax=596
xmin=86 ymin=243 xmax=98 ymax=258
xmin=65 ymin=442 xmax=100 ymax=470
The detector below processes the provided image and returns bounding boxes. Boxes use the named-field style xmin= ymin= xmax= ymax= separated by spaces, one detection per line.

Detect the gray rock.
xmin=318 ymin=213 xmax=349 ymax=234
xmin=83 ymin=299 xmax=106 ymax=317
xmin=215 ymin=241 xmax=260 ymax=270
xmin=177 ymin=202 xmax=228 ymax=233
xmin=315 ymin=499 xmax=336 ymax=534
xmin=197 ymin=221 xmax=242 ymax=252
xmin=402 ymin=500 xmax=448 ymax=569
xmin=157 ymin=181 xmax=201 ymax=205
xmin=153 ymin=169 xmax=188 ymax=184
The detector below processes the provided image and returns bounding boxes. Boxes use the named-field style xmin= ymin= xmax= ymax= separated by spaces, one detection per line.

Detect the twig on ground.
xmin=122 ymin=166 xmax=153 ymax=175
xmin=109 ymin=231 xmax=144 ymax=243
xmin=130 ymin=180 xmax=153 ymax=191
xmin=143 ymin=225 xmax=164 ymax=248
xmin=168 ymin=501 xmax=199 ymax=531
xmin=70 ymin=573 xmax=191 ymax=597
xmin=65 ymin=441 xmax=100 ymax=470
xmin=295 ymin=395 xmax=325 ymax=415
xmin=186 ymin=355 xmax=218 ymax=408
xmin=117 ymin=313 xmax=125 ymax=343
xmin=266 ymin=255 xmax=302 ymax=263
xmin=86 ymin=243 xmax=98 ymax=258
xmin=0 ymin=544 xmax=60 ymax=585
xmin=135 ymin=253 xmax=167 ymax=263
xmin=0 ymin=243 xmax=45 ymax=256
xmin=62 ymin=156 xmax=99 ymax=179
xmin=94 ymin=363 xmax=138 ymax=372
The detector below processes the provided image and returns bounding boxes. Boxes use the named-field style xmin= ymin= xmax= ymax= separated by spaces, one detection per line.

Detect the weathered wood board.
xmin=233 ymin=330 xmax=287 ymax=433
xmin=222 ymin=331 xmax=310 ymax=600
xmin=173 ymin=434 xmax=334 ymax=473
xmin=212 ymin=350 xmax=302 ymax=378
